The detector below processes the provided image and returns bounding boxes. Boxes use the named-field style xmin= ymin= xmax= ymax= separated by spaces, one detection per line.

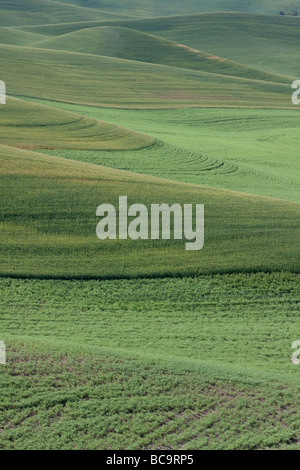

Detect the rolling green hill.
xmin=1 ymin=0 xmax=300 ymax=452
xmin=35 ymin=26 xmax=291 ymax=83
xmin=0 ymin=0 xmax=128 ymax=27
xmin=0 ymin=44 xmax=292 ymax=108
xmin=56 ymin=0 xmax=300 ymax=17
xmin=87 ymin=12 xmax=299 ymax=77
xmin=0 ymin=98 xmax=154 ymax=150
xmin=1 ymin=143 xmax=299 ymax=279
xmin=0 ymin=27 xmax=45 ymax=46
xmin=143 ymin=12 xmax=300 ymax=77
xmin=19 ymin=12 xmax=300 ymax=77
xmin=37 ymin=103 xmax=300 ymax=204
xmin=0 ymin=272 xmax=299 ymax=450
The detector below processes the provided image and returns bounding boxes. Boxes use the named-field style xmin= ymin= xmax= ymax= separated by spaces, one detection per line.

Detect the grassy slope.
xmin=1 ymin=143 xmax=299 ymax=279
xmin=0 ymin=99 xmax=154 ymax=150
xmin=0 ymin=44 xmax=293 ymax=108
xmin=111 ymin=12 xmax=300 ymax=77
xmin=0 ymin=0 xmax=128 ymax=27
xmin=0 ymin=27 xmax=45 ymax=46
xmin=0 ymin=273 xmax=299 ymax=450
xmin=35 ymin=26 xmax=290 ymax=83
xmin=33 ymin=101 xmax=300 ymax=204
xmin=20 ymin=13 xmax=300 ymax=77
xmin=55 ymin=0 xmax=300 ymax=16
xmin=0 ymin=3 xmax=299 ymax=451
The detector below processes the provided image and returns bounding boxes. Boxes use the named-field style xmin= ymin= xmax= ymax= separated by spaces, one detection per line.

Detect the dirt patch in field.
xmin=177 ymin=44 xmax=200 ymax=53
xmin=207 ymin=55 xmax=225 ymax=62
xmin=155 ymin=93 xmax=233 ymax=101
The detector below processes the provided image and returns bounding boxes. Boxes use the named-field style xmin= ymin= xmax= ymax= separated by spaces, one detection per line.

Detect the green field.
xmin=52 ymin=0 xmax=300 ymax=17
xmin=1 ymin=273 xmax=299 ymax=450
xmin=24 ymin=12 xmax=300 ymax=77
xmin=0 ymin=43 xmax=292 ymax=109
xmin=0 ymin=0 xmax=129 ymax=27
xmin=32 ymin=101 xmax=300 ymax=203
xmin=0 ymin=0 xmax=299 ymax=451
xmin=34 ymin=26 xmax=290 ymax=83
xmin=0 ymin=27 xmax=45 ymax=46
xmin=3 ymin=139 xmax=299 ymax=279
xmin=0 ymin=99 xmax=154 ymax=150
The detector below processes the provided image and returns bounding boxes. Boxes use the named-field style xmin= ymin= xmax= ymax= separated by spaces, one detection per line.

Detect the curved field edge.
xmin=0 ymin=98 xmax=155 ymax=151
xmin=1 ymin=144 xmax=299 ymax=279
xmin=54 ymin=0 xmax=300 ymax=17
xmin=33 ymin=26 xmax=291 ymax=84
xmin=0 ymin=44 xmax=294 ymax=109
xmin=23 ymin=12 xmax=300 ymax=78
xmin=28 ymin=100 xmax=300 ymax=204
xmin=0 ymin=0 xmax=129 ymax=27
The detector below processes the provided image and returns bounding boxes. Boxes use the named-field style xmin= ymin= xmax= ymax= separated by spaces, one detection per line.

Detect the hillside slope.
xmin=0 ymin=27 xmax=45 ymax=45
xmin=0 ymin=98 xmax=154 ymax=150
xmin=19 ymin=12 xmax=300 ymax=76
xmin=0 ymin=0 xmax=128 ymax=27
xmin=56 ymin=0 xmax=300 ymax=16
xmin=93 ymin=12 xmax=299 ymax=77
xmin=145 ymin=12 xmax=300 ymax=77
xmin=0 ymin=44 xmax=292 ymax=108
xmin=1 ymin=144 xmax=299 ymax=279
xmin=35 ymin=26 xmax=290 ymax=83
xmin=1 ymin=272 xmax=299 ymax=450
xmin=40 ymin=103 xmax=300 ymax=203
